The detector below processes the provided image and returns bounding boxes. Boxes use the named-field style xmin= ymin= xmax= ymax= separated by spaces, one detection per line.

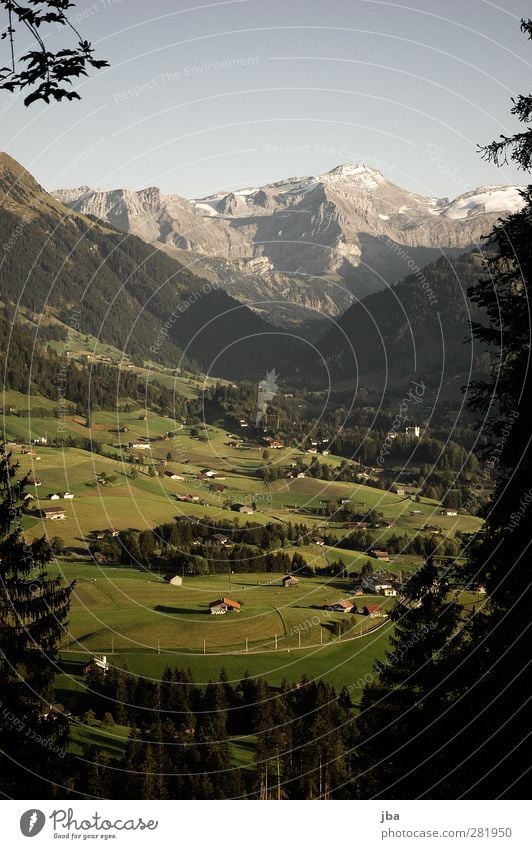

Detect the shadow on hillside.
xmin=154 ymin=604 xmax=199 ymax=616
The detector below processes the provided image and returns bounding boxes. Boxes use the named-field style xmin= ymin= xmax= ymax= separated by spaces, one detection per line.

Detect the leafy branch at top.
xmin=0 ymin=0 xmax=109 ymax=106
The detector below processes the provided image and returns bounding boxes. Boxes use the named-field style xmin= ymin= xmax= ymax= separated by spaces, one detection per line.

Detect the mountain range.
xmin=0 ymin=153 xmax=500 ymax=391
xmin=54 ymin=164 xmax=524 ymax=324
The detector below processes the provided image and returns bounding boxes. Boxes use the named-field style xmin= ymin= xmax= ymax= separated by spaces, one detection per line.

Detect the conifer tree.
xmin=440 ymin=17 xmax=532 ymax=798
xmin=0 ymin=444 xmax=74 ymax=796
xmin=349 ymin=18 xmax=532 ymax=799
xmin=349 ymin=557 xmax=462 ymax=798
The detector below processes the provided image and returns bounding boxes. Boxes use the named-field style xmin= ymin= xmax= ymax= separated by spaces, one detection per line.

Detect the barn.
xmin=370 ymin=549 xmax=390 ymax=561
xmin=41 ymin=508 xmax=66 ymax=521
xmin=364 ymin=604 xmax=386 ymax=618
xmin=209 ymin=597 xmax=241 ymax=615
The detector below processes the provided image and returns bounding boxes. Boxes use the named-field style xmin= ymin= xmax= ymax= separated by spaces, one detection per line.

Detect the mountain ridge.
xmin=54 ymin=163 xmax=524 ymax=321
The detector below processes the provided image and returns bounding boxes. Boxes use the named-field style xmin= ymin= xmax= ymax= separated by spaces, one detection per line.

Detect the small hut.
xmin=282 ymin=575 xmax=300 ymax=588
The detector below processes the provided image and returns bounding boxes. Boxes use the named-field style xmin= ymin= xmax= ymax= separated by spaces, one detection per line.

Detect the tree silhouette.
xmin=1 ymin=0 xmax=108 ymax=106
xmin=0 ymin=444 xmax=74 ymax=796
xmin=346 ymin=18 xmax=532 ymax=801
xmin=447 ymin=16 xmax=532 ymax=798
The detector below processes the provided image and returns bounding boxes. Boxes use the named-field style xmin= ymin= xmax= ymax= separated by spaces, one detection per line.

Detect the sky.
xmin=1 ymin=0 xmax=532 ymax=200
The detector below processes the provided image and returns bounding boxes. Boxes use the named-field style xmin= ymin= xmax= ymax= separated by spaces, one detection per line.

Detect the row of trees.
xmin=76 ymin=667 xmax=355 ymax=800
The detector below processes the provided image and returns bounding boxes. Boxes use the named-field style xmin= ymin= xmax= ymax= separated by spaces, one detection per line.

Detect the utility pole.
xmin=246 ymin=636 xmax=248 ymax=653
xmin=275 ymin=632 xmax=278 ymax=650
xmin=203 ymin=637 xmax=206 ymax=655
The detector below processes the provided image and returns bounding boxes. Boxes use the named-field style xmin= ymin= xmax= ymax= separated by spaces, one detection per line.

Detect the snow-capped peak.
xmin=325 ymin=163 xmax=383 ymax=179
xmin=442 ymin=185 xmax=525 ymax=220
xmin=319 ymin=163 xmax=386 ymax=191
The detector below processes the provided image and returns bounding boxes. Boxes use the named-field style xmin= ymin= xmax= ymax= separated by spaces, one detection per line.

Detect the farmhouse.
xmin=442 ymin=509 xmax=458 ymax=517
xmin=282 ymin=575 xmax=299 ymax=588
xmin=128 ymin=442 xmax=151 ymax=450
xmin=364 ymin=604 xmax=386 ymax=618
xmin=41 ymin=508 xmax=66 ymax=521
xmin=263 ymin=437 xmax=284 ymax=449
xmin=61 ymin=491 xmax=75 ymax=499
xmin=370 ymin=549 xmax=390 ymax=561
xmin=209 ymin=597 xmax=241 ymax=615
xmin=312 ymin=536 xmax=325 ymax=546
xmin=165 ymin=471 xmax=184 ymax=480
xmin=383 ymin=587 xmax=397 ymax=597
xmin=374 ymin=583 xmax=392 ymax=593
xmin=48 ymin=493 xmax=60 ymax=500
xmin=28 ymin=477 xmax=41 ymax=486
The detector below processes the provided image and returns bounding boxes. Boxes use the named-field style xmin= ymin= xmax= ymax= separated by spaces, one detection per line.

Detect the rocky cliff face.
xmin=54 ymin=165 xmax=525 ymax=321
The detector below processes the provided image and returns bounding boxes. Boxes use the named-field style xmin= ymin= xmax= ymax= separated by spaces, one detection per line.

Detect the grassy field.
xmin=58 ymin=628 xmax=392 ymax=699
xmin=58 ymin=565 xmax=392 ymax=654
xmin=50 ymin=562 xmax=395 ymax=703
xmin=8 ymin=420 xmax=480 ymax=554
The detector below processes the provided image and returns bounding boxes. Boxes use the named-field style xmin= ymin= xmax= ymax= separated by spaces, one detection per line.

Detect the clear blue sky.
xmin=2 ymin=0 xmax=532 ymax=199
